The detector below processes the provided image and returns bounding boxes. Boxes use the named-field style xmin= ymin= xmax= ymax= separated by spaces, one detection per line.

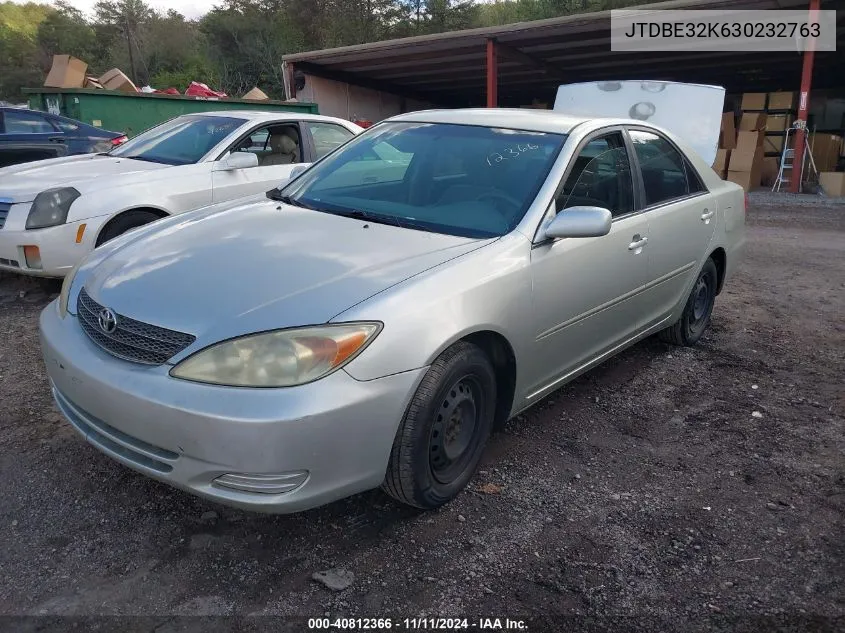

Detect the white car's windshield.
xmin=110 ymin=115 xmax=244 ymax=166
xmin=281 ymin=122 xmax=566 ymax=239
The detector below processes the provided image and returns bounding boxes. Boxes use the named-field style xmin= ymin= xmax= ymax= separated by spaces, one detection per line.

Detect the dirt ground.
xmin=0 ymin=196 xmax=842 ymax=633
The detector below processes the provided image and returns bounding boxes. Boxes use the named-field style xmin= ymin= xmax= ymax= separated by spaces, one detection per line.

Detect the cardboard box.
xmin=761 ymin=157 xmax=780 ymax=187
xmin=99 ymin=68 xmax=137 ymax=93
xmin=767 ymin=91 xmax=796 ymax=111
xmin=83 ymin=75 xmax=103 ymax=89
xmin=44 ymin=55 xmax=87 ymax=88
xmin=764 ymin=135 xmax=785 ymax=154
xmin=241 ymin=87 xmax=269 ymax=100
xmin=727 ymin=168 xmax=761 ymax=191
xmin=765 ymin=113 xmax=793 ymax=132
xmin=719 ymin=112 xmax=736 ymax=149
xmin=713 ymin=148 xmax=730 ymax=178
xmin=738 ymin=112 xmax=767 ymax=131
xmin=731 ymin=131 xmax=764 ymax=172
xmin=809 ymin=133 xmax=842 ymax=172
xmin=741 ymin=92 xmax=767 ymax=111
xmin=819 ymin=171 xmax=845 ymax=197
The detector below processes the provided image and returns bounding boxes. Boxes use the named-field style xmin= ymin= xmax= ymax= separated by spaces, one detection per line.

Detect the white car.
xmin=0 ymin=111 xmax=362 ymax=277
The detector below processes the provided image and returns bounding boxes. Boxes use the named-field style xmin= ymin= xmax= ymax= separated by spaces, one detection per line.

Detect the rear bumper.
xmin=39 ymin=302 xmax=425 ymax=513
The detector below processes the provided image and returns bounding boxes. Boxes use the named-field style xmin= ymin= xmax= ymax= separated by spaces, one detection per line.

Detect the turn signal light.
xmin=23 ymin=245 xmax=42 ymax=270
xmin=111 ymin=135 xmax=128 ymax=146
xmin=75 ymin=224 xmax=87 ymax=243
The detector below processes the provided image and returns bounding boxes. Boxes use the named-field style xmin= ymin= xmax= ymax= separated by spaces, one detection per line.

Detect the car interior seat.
xmin=261 ymin=128 xmax=299 ymax=166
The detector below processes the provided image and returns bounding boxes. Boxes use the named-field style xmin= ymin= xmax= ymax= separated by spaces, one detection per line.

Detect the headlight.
xmin=26 ymin=187 xmax=80 ymax=230
xmin=170 ymin=323 xmax=381 ymax=387
xmin=57 ymin=260 xmax=82 ymax=318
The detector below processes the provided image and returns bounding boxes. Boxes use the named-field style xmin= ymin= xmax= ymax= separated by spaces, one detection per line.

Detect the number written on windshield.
xmin=486 ymin=143 xmax=540 ymax=166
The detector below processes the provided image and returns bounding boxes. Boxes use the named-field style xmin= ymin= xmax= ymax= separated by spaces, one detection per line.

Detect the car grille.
xmin=76 ymin=288 xmax=196 ymax=365
xmin=0 ymin=202 xmax=10 ymax=230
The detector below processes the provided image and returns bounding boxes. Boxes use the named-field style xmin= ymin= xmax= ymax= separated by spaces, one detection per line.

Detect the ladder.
xmin=773 ymin=121 xmax=818 ymax=193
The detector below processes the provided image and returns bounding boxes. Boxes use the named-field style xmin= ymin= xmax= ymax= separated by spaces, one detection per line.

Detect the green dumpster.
xmin=23 ymin=88 xmax=319 ymax=138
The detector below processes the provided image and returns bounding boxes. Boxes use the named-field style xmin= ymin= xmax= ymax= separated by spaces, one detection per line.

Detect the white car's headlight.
xmin=170 ymin=323 xmax=382 ymax=387
xmin=26 ymin=187 xmax=80 ymax=230
xmin=57 ymin=260 xmax=82 ymax=319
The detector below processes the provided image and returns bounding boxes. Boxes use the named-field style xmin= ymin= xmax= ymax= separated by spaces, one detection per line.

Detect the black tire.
xmin=658 ymin=258 xmax=718 ymax=346
xmin=96 ymin=210 xmax=162 ymax=247
xmin=382 ymin=341 xmax=497 ymax=510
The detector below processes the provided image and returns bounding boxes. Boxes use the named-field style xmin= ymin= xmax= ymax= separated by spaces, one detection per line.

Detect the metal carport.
xmin=283 ymin=0 xmax=843 ymax=191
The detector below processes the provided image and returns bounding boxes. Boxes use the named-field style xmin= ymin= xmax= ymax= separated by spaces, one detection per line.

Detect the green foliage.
xmin=0 ymin=0 xmax=661 ymax=102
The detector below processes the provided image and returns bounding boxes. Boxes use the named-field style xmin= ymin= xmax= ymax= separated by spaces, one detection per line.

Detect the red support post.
xmin=790 ymin=0 xmax=820 ymax=193
xmin=486 ymin=38 xmax=497 ymax=108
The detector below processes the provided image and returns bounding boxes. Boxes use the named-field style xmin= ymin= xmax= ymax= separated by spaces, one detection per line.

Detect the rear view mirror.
xmin=289 ymin=164 xmax=308 ymax=180
xmin=216 ymin=152 xmax=258 ymax=171
xmin=544 ymin=206 xmax=612 ymax=240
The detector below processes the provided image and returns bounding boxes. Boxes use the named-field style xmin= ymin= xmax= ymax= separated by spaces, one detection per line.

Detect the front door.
xmin=211 ymin=123 xmax=309 ymax=203
xmin=527 ymin=131 xmax=651 ymax=399
xmin=626 ymin=128 xmax=718 ymax=329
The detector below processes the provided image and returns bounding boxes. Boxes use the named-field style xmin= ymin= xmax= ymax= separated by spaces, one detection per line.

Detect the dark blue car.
xmin=0 ymin=107 xmax=127 ymax=168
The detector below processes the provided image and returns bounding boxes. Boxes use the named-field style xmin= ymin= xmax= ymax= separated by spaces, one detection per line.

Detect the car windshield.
xmin=281 ymin=122 xmax=566 ymax=238
xmin=110 ymin=115 xmax=244 ymax=166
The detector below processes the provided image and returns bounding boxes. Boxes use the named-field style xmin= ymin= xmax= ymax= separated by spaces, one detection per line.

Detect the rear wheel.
xmin=382 ymin=341 xmax=496 ymax=509
xmin=96 ymin=210 xmax=162 ymax=247
xmin=658 ymin=258 xmax=718 ymax=346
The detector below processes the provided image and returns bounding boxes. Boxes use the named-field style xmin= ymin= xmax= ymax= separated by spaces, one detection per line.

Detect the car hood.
xmin=80 ymin=200 xmax=489 ymax=352
xmin=0 ymin=154 xmax=168 ymax=203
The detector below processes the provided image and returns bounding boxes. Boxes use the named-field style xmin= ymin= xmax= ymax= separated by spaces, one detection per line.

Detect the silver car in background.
xmin=39 ymin=108 xmax=745 ymax=513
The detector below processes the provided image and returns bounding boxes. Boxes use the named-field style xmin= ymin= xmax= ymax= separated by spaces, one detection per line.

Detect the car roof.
xmin=386 ymin=108 xmax=590 ymax=135
xmin=191 ymin=110 xmax=357 ymax=127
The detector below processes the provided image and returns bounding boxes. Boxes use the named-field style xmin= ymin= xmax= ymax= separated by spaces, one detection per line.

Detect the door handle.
xmin=701 ymin=209 xmax=715 ymax=222
xmin=628 ymin=235 xmax=648 ymax=251
xmin=48 ymin=136 xmax=65 ymax=143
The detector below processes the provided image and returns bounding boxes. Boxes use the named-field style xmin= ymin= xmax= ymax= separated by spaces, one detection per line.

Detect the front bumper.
xmin=0 ymin=210 xmax=93 ymax=277
xmin=39 ymin=303 xmax=425 ymax=513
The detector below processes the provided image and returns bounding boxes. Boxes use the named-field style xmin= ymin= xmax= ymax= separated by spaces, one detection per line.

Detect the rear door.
xmin=303 ymin=121 xmax=357 ymax=161
xmin=626 ymin=127 xmax=717 ymax=329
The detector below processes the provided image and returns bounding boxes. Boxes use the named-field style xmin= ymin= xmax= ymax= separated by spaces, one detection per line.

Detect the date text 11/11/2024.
xmin=307 ymin=617 xmax=529 ymax=630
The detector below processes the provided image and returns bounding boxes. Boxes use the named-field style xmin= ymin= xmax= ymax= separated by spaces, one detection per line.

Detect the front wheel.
xmin=95 ymin=210 xmax=162 ymax=247
xmin=382 ymin=341 xmax=496 ymax=510
xmin=658 ymin=258 xmax=718 ymax=346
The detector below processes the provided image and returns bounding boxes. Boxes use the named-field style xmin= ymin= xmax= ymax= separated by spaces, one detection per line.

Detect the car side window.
xmin=629 ymin=130 xmax=700 ymax=206
xmin=557 ymin=132 xmax=634 ymax=218
xmin=233 ymin=125 xmax=302 ymax=166
xmin=4 ymin=111 xmax=55 ymax=134
xmin=53 ymin=118 xmax=79 ymax=132
xmin=307 ymin=122 xmax=355 ymax=159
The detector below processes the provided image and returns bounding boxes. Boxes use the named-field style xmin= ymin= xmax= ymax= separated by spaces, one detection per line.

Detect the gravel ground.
xmin=0 ymin=199 xmax=843 ymax=632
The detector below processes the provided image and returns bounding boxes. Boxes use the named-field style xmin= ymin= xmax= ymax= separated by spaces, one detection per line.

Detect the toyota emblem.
xmin=97 ymin=308 xmax=118 ymax=334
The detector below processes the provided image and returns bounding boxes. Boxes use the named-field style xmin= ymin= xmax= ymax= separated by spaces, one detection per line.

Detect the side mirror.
xmin=544 ymin=206 xmax=612 ymax=240
xmin=216 ymin=152 xmax=259 ymax=171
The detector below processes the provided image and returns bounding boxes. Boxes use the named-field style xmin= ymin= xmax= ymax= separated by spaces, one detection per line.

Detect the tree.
xmin=36 ymin=2 xmax=97 ymax=68
xmin=94 ymin=0 xmax=154 ymax=83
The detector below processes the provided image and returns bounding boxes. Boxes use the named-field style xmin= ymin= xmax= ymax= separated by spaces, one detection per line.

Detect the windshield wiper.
xmin=269 ymin=191 xmax=312 ymax=209
xmin=336 ymin=208 xmax=405 ymax=229
xmin=122 ymin=155 xmax=172 ymax=165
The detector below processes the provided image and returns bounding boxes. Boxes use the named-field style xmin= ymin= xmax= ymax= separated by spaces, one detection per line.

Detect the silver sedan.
xmin=39 ymin=108 xmax=745 ymax=513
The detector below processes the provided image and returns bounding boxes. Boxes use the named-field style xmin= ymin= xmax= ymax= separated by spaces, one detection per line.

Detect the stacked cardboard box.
xmin=712 ymin=112 xmax=737 ymax=178
xmin=719 ymin=112 xmax=736 ymax=150
xmin=819 ymin=172 xmax=845 ymax=197
xmin=809 ymin=133 xmax=843 ymax=172
xmin=727 ymin=130 xmax=765 ymax=191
